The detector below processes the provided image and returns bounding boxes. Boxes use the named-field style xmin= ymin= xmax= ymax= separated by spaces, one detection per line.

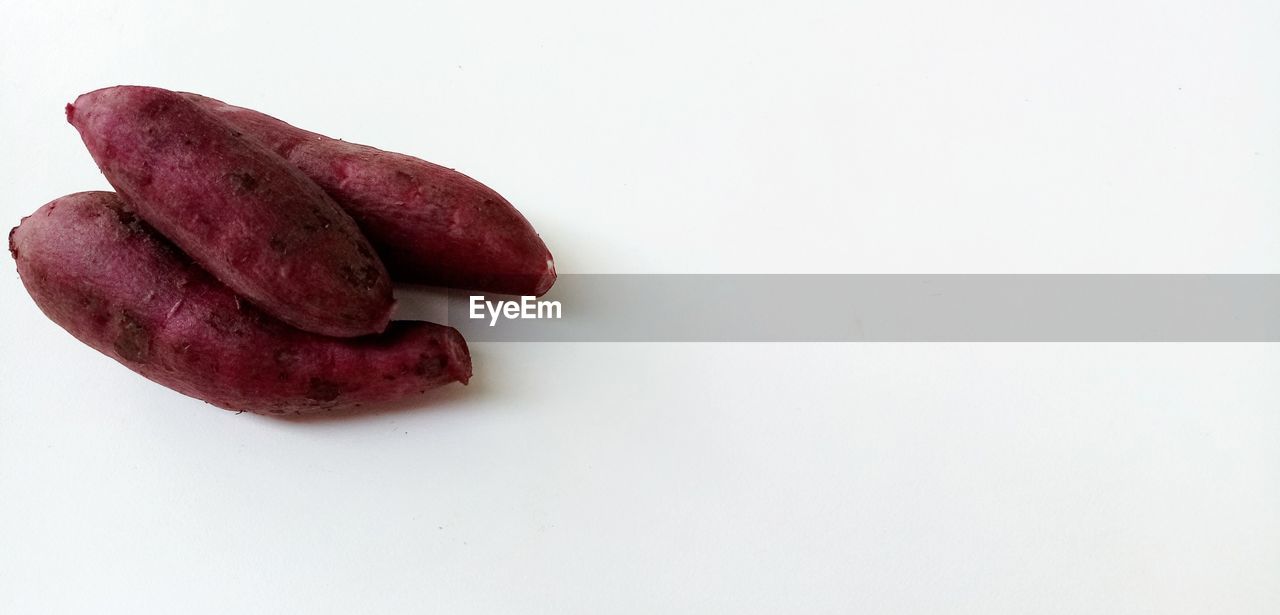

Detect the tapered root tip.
xmin=532 ymin=257 xmax=557 ymax=296
xmin=444 ymin=328 xmax=473 ymax=385
xmin=8 ymin=224 xmax=21 ymax=261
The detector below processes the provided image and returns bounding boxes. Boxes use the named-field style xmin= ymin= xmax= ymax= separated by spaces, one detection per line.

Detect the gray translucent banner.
xmin=400 ymin=275 xmax=1280 ymax=342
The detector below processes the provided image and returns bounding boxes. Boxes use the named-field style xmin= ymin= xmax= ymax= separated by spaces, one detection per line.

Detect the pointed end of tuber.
xmin=444 ymin=327 xmax=472 ymax=385
xmin=531 ymin=256 xmax=557 ymax=297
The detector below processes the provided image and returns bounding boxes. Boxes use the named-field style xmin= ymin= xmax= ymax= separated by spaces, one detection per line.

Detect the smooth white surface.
xmin=1 ymin=1 xmax=1278 ymax=613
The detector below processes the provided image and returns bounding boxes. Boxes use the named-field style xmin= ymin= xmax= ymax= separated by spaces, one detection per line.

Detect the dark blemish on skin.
xmin=114 ymin=205 xmax=162 ymax=244
xmin=79 ymin=295 xmax=95 ymax=308
xmin=268 ymin=235 xmax=289 ymax=254
xmin=340 ymin=264 xmax=381 ymax=290
xmin=413 ymin=353 xmax=446 ymax=377
xmin=112 ymin=207 xmax=147 ymax=235
xmin=306 ymin=378 xmax=341 ymax=402
xmin=269 ymin=408 xmax=286 ymax=415
xmin=229 ymin=171 xmax=258 ymax=194
xmin=113 ymin=311 xmax=152 ymax=363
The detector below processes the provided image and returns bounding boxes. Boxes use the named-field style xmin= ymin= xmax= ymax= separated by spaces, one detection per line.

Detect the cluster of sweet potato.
xmin=9 ymin=86 xmax=554 ymax=415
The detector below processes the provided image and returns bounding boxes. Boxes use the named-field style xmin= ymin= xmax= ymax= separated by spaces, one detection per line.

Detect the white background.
xmin=2 ymin=1 xmax=1278 ymax=612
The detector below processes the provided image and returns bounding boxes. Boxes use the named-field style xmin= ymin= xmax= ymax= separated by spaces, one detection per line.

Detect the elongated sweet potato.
xmin=185 ymin=92 xmax=556 ymax=296
xmin=68 ymin=86 xmax=393 ymax=337
xmin=10 ymin=191 xmax=470 ymax=415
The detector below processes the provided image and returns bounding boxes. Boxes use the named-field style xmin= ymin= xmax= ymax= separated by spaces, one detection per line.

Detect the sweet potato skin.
xmin=68 ymin=86 xmax=394 ymax=337
xmin=186 ymin=93 xmax=556 ymax=296
xmin=9 ymin=192 xmax=470 ymax=415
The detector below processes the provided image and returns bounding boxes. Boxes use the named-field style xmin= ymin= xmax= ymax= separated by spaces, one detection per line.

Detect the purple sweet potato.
xmin=185 ymin=92 xmax=556 ymax=296
xmin=10 ymin=191 xmax=470 ymax=415
xmin=68 ymin=86 xmax=393 ymax=338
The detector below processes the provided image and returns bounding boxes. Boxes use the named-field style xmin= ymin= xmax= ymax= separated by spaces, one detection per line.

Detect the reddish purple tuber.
xmin=10 ymin=192 xmax=470 ymax=415
xmin=186 ymin=92 xmax=556 ymax=296
xmin=68 ymin=86 xmax=394 ymax=337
